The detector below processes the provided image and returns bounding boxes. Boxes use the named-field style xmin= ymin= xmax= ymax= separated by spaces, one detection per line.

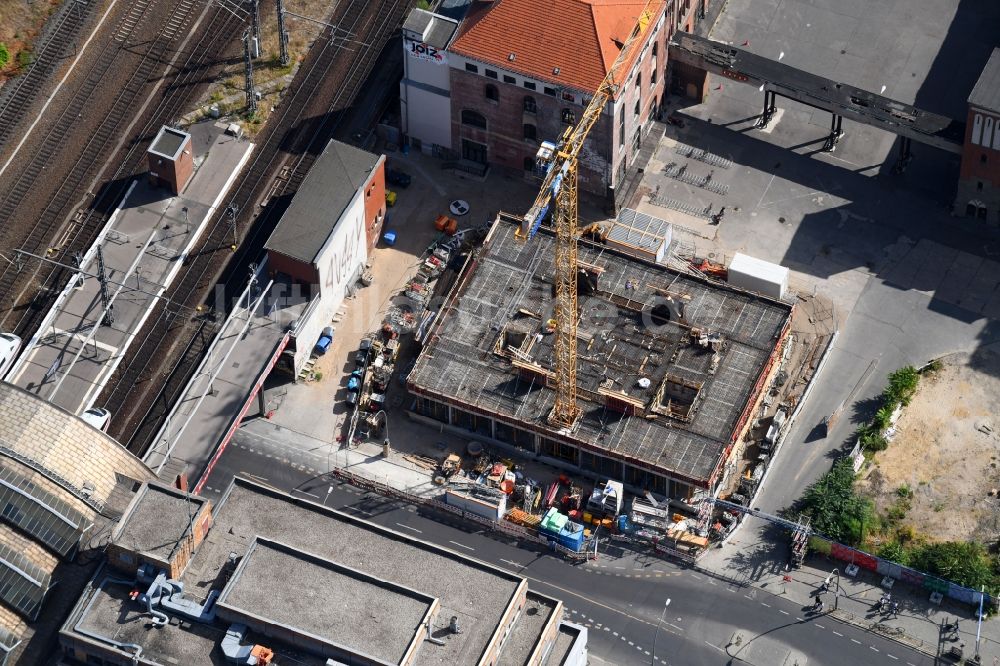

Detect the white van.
xmin=0 ymin=333 xmax=22 ymax=380
xmin=81 ymin=408 xmax=111 ymax=432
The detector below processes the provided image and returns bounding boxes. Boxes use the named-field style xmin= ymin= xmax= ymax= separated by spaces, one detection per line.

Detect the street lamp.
xmin=651 ymin=598 xmax=671 ymax=666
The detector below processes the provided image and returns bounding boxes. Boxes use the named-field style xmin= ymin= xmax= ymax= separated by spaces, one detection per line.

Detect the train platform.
xmin=142 ymin=266 xmax=309 ymax=490
xmin=8 ymin=121 xmax=254 ymax=419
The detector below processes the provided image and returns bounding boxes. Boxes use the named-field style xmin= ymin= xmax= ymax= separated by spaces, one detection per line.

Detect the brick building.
xmin=402 ymin=0 xmax=711 ymax=208
xmin=956 ymin=48 xmax=1000 ymax=225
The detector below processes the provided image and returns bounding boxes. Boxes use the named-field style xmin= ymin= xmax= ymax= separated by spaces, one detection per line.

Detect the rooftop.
xmin=450 ymin=0 xmax=665 ymax=94
xmin=65 ymin=478 xmax=534 ymax=666
xmin=112 ymin=482 xmax=208 ymax=561
xmin=969 ymin=48 xmax=1000 ymax=112
xmin=408 ymin=216 xmax=793 ymax=487
xmin=264 ymin=139 xmax=381 ymax=265
xmin=404 ymin=8 xmax=461 ymax=49
xmin=219 ymin=537 xmax=435 ymax=665
xmin=496 ymin=592 xmax=558 ymax=666
xmin=148 ymin=126 xmax=189 ymax=159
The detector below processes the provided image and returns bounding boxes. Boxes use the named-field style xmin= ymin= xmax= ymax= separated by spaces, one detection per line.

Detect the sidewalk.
xmin=699 ymin=516 xmax=1000 ymax=664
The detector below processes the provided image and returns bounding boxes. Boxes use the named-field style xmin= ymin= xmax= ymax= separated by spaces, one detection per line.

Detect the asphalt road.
xmin=202 ymin=432 xmax=936 ymax=666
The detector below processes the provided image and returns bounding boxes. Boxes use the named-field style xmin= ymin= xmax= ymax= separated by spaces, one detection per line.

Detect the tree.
xmin=877 ymin=541 xmax=909 ymax=565
xmin=909 ymin=541 xmax=997 ymax=593
xmin=798 ymin=459 xmax=874 ymax=545
xmin=0 ymin=43 xmax=10 ymax=69
xmin=884 ymin=366 xmax=919 ymax=407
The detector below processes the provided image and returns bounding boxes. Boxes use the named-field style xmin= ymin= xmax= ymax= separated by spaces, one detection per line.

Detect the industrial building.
xmin=401 ymin=0 xmax=711 ymax=206
xmin=957 ymin=48 xmax=1000 ymax=224
xmin=0 ymin=382 xmax=156 ymax=665
xmin=60 ymin=477 xmax=587 ymax=666
xmin=407 ymin=215 xmax=793 ymax=501
xmin=147 ymin=126 xmax=194 ymax=195
xmin=265 ymin=139 xmax=387 ymax=378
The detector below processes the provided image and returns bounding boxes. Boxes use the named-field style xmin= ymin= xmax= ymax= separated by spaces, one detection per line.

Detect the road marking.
xmin=760 ymin=602 xmax=771 ymax=608
xmin=344 ymin=506 xmax=373 ymax=516
xmin=744 ymin=594 xmax=754 ymax=599
xmin=668 ymin=623 xmax=684 ymax=632
xmin=689 ymin=574 xmax=703 ymax=580
xmin=500 ymin=559 xmax=522 ymax=567
xmin=815 ymin=624 xmax=825 ymax=629
xmin=779 ymin=610 xmax=789 ymax=615
xmin=395 ymin=523 xmax=422 ymax=533
xmin=851 ymin=639 xmax=861 ymax=644
xmin=795 ymin=617 xmax=804 ymax=622
xmin=869 ymin=646 xmax=879 ymax=652
xmin=705 ymin=641 xmax=725 ymax=653
xmin=887 ymin=655 xmax=898 ymax=660
xmin=612 ymin=631 xmax=618 ymax=636
xmin=708 ymin=580 xmax=718 ymax=586
xmin=615 ymin=566 xmax=624 ymax=570
xmin=449 ymin=540 xmax=474 ymax=551
xmin=832 ymin=631 xmax=843 ymax=637
xmin=628 ymin=641 xmax=634 ymax=646
xmin=294 ymin=489 xmax=319 ymax=498
xmin=726 ymin=588 xmax=736 ymax=593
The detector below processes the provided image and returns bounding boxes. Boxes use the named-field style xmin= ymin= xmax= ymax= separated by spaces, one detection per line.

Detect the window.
xmin=544 ymin=86 xmax=557 ymax=96
xmin=485 ymin=83 xmax=499 ymax=101
xmin=523 ymin=96 xmax=537 ymax=113
xmin=981 ymin=154 xmax=988 ymax=165
xmin=649 ymin=98 xmax=657 ymax=120
xmin=619 ymin=112 xmax=625 ymax=149
xmin=503 ymin=74 xmax=516 ymax=84
xmin=485 ymin=68 xmax=498 ymax=79
xmin=465 ymin=63 xmax=478 ymax=74
xmin=461 ymin=109 xmax=487 ymax=129
xmin=523 ymin=123 xmax=537 ymax=141
xmin=523 ymin=156 xmax=536 ymax=171
xmin=561 ymin=108 xmax=576 ymax=124
xmin=523 ymin=81 xmax=536 ymax=91
xmin=633 ymin=127 xmax=642 ymax=152
xmin=634 ymin=98 xmax=640 ymax=116
xmin=562 ymin=91 xmax=575 ymax=102
xmin=635 ymin=73 xmax=641 ymax=91
xmin=652 ymin=41 xmax=658 ymax=57
xmin=978 ymin=181 xmax=984 ymax=192
xmin=651 ymin=64 xmax=657 ymax=85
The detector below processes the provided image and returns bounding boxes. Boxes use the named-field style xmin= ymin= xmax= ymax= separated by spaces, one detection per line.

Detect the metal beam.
xmin=669 ymin=33 xmax=965 ymax=155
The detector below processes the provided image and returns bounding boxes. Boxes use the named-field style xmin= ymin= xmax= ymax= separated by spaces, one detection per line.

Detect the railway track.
xmin=104 ymin=0 xmax=411 ymax=452
xmin=0 ymin=0 xmax=96 ymax=154
xmin=0 ymin=0 xmax=217 ymax=337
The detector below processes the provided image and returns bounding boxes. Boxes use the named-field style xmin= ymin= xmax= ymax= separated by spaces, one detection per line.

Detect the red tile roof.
xmin=450 ymin=0 xmax=665 ymax=95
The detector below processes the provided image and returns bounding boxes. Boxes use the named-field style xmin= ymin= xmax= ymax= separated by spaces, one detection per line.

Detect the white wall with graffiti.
xmin=288 ymin=189 xmax=369 ymax=377
xmin=401 ymin=34 xmax=454 ymax=151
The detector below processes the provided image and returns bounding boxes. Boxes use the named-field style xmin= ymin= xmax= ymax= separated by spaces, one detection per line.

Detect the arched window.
xmin=523 ymin=123 xmax=537 ymax=141
xmin=634 ymin=99 xmax=640 ymax=116
xmin=461 ymin=110 xmax=487 ymax=129
xmin=561 ymin=108 xmax=576 ymax=124
xmin=485 ymin=84 xmax=499 ymax=102
xmin=523 ymin=96 xmax=537 ymax=113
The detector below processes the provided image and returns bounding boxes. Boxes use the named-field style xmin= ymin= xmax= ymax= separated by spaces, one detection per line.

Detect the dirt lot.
xmin=857 ymin=350 xmax=1000 ymax=543
xmin=0 ymin=0 xmax=61 ymax=81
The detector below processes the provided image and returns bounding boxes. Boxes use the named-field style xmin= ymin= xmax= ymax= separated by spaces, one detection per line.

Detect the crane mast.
xmin=518 ymin=3 xmax=654 ymax=429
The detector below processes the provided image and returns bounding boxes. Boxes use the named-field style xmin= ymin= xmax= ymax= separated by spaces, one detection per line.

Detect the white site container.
xmin=727 ymin=253 xmax=789 ymax=300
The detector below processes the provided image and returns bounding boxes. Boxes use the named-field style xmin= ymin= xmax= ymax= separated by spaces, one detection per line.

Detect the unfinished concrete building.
xmin=408 ymin=215 xmax=793 ymax=501
xmin=61 ymin=477 xmax=587 ymax=666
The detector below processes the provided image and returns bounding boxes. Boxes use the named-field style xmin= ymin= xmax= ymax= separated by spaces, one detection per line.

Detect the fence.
xmin=815 ymin=536 xmax=996 ymax=609
xmin=328 ymin=466 xmax=594 ymax=560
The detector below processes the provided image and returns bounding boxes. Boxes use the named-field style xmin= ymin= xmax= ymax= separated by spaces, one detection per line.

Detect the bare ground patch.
xmin=857 ymin=350 xmax=1000 ymax=543
xmin=0 ymin=0 xmax=62 ymax=81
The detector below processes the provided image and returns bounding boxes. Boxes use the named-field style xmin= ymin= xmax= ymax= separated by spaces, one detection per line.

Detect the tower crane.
xmin=517 ymin=2 xmax=655 ymax=429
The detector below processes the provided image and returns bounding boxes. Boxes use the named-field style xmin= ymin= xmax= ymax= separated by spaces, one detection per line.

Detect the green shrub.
xmin=909 ymin=541 xmax=998 ymax=593
xmin=798 ymin=458 xmax=874 ymax=546
xmin=415 ymin=0 xmax=431 ymax=8
xmin=885 ymin=366 xmax=919 ymax=407
xmin=0 ymin=43 xmax=9 ymax=68
xmin=16 ymin=49 xmax=33 ymax=68
xmin=877 ymin=541 xmax=909 ymax=565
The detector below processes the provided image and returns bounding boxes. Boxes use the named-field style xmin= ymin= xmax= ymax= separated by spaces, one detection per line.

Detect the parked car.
xmin=345 ymin=391 xmax=358 ymax=408
xmin=347 ymin=370 xmax=363 ymax=393
xmin=386 ymin=168 xmax=411 ymax=188
xmin=81 ymin=407 xmax=111 ymax=432
xmin=313 ymin=326 xmax=334 ymax=356
xmin=0 ymin=332 xmax=22 ymax=380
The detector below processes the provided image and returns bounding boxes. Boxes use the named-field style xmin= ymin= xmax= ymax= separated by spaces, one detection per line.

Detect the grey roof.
xmin=265 ymin=140 xmax=380 ymax=265
xmin=112 ymin=482 xmax=206 ymax=561
xmin=969 ymin=48 xmax=1000 ymax=111
xmin=404 ymin=9 xmax=460 ymax=49
xmin=496 ymin=592 xmax=557 ymax=666
xmin=436 ymin=0 xmax=475 ymax=24
xmin=403 ymin=8 xmax=433 ymax=35
xmin=408 ymin=217 xmax=792 ymax=487
xmin=149 ymin=126 xmax=189 ymax=159
xmin=219 ymin=538 xmax=434 ymax=665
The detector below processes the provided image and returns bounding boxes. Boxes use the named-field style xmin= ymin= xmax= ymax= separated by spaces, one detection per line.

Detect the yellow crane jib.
xmin=514 ymin=2 xmax=655 ymax=429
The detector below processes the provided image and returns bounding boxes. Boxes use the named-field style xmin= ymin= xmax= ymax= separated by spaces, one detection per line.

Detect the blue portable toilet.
xmin=383 ymin=231 xmax=397 ymax=246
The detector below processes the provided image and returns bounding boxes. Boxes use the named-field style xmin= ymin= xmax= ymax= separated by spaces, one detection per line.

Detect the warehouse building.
xmin=265 ymin=139 xmax=386 ymax=378
xmin=61 ymin=477 xmax=588 ymax=666
xmin=408 ymin=215 xmax=793 ymax=501
xmin=0 ymin=382 xmax=155 ymax=665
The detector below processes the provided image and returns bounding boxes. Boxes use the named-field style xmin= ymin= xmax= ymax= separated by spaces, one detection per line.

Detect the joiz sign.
xmin=405 ymin=37 xmax=447 ymax=65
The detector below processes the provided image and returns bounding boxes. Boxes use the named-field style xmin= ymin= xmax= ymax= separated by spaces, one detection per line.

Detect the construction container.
xmin=727 ymin=253 xmax=789 ymax=300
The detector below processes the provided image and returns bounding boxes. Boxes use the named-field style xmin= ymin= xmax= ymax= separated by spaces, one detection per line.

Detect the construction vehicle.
xmin=441 ymin=453 xmax=461 ymax=479
xmin=516 ymin=1 xmax=655 ymax=428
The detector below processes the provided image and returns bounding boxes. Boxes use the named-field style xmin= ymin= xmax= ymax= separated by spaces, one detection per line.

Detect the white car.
xmin=0 ymin=333 xmax=22 ymax=380
xmin=81 ymin=408 xmax=111 ymax=432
